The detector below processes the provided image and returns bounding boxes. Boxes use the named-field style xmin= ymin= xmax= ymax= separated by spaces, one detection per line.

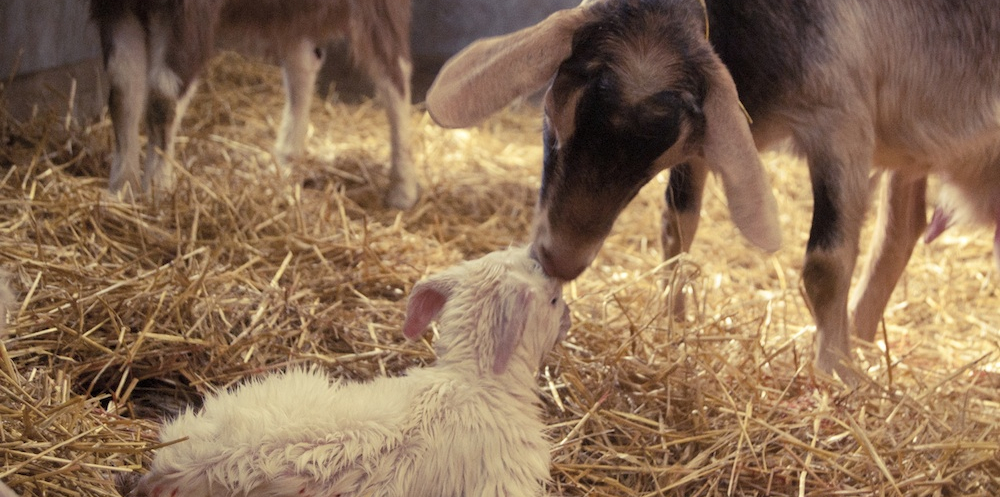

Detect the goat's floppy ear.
xmin=702 ymin=55 xmax=782 ymax=252
xmin=425 ymin=7 xmax=590 ymax=128
xmin=402 ymin=278 xmax=451 ymax=340
xmin=492 ymin=287 xmax=534 ymax=374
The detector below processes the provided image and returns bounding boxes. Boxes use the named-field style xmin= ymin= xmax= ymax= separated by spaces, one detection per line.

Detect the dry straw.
xmin=1 ymin=53 xmax=998 ymax=496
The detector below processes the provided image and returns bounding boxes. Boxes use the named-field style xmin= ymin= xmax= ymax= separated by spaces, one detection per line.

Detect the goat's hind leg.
xmin=141 ymin=14 xmax=193 ymax=194
xmin=661 ymin=160 xmax=708 ymax=319
xmin=344 ymin=0 xmax=418 ymax=209
xmin=849 ymin=172 xmax=927 ymax=342
xmin=101 ymin=12 xmax=148 ymax=195
xmin=376 ymin=58 xmax=418 ymax=210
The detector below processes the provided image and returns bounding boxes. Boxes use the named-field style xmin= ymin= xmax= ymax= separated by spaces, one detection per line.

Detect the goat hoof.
xmin=274 ymin=146 xmax=303 ymax=167
xmin=143 ymin=166 xmax=177 ymax=195
xmin=384 ymin=182 xmax=420 ymax=210
xmin=108 ymin=182 xmax=139 ymax=202
xmin=816 ymin=353 xmax=862 ymax=387
xmin=109 ymin=169 xmax=142 ymax=199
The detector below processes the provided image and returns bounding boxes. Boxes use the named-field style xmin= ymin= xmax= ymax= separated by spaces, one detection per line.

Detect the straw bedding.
xmin=1 ymin=53 xmax=998 ymax=496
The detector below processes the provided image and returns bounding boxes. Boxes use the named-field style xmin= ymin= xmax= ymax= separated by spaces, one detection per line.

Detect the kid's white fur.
xmin=0 ymin=278 xmax=18 ymax=497
xmin=131 ymin=246 xmax=570 ymax=497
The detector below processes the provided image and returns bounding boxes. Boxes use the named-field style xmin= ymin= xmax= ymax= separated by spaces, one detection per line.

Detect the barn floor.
xmin=1 ymin=53 xmax=999 ymax=496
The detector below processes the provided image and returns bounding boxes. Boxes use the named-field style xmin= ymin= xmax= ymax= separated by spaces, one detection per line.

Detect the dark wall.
xmin=412 ymin=0 xmax=580 ymax=61
xmin=1 ymin=0 xmax=105 ymax=121
xmin=1 ymin=0 xmax=101 ymax=76
xmin=322 ymin=0 xmax=579 ymax=101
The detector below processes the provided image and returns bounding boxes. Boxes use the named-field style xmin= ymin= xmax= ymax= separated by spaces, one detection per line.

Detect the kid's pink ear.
xmin=403 ymin=282 xmax=449 ymax=340
xmin=492 ymin=288 xmax=533 ymax=374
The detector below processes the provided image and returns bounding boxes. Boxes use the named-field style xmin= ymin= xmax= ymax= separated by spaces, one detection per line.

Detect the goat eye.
xmin=550 ymin=297 xmax=558 ymax=305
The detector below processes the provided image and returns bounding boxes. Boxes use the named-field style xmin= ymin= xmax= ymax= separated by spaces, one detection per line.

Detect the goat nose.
xmin=535 ymin=243 xmax=589 ymax=281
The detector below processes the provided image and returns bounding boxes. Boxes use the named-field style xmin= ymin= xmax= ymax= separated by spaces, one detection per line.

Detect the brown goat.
xmin=426 ymin=0 xmax=1000 ymax=380
xmin=89 ymin=0 xmax=418 ymax=209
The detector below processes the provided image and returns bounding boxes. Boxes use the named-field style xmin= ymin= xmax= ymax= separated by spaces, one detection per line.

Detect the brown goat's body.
xmin=89 ymin=0 xmax=418 ymax=209
xmin=662 ymin=0 xmax=1000 ymax=376
xmin=696 ymin=0 xmax=1000 ymax=375
xmin=425 ymin=0 xmax=1000 ymax=379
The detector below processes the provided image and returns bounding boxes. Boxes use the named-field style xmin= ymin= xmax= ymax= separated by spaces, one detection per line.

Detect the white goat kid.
xmin=128 ymin=247 xmax=570 ymax=497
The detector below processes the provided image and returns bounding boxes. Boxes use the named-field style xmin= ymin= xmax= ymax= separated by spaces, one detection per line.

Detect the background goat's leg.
xmin=104 ymin=14 xmax=148 ymax=195
xmin=142 ymin=14 xmax=189 ymax=193
xmin=276 ymin=39 xmax=324 ymax=163
xmin=378 ymin=57 xmax=418 ymax=210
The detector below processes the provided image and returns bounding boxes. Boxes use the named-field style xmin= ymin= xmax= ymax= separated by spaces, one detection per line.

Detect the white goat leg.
xmin=276 ymin=39 xmax=324 ymax=163
xmin=105 ymin=14 xmax=148 ymax=195
xmin=380 ymin=56 xmax=418 ymax=210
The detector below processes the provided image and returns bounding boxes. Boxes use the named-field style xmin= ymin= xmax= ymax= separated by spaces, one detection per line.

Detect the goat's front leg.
xmin=802 ymin=144 xmax=872 ymax=380
xmin=277 ymin=39 xmax=325 ymax=163
xmin=102 ymin=12 xmax=148 ymax=195
xmin=377 ymin=56 xmax=418 ymax=210
xmin=661 ymin=160 xmax=708 ymax=319
xmin=850 ymin=173 xmax=927 ymax=342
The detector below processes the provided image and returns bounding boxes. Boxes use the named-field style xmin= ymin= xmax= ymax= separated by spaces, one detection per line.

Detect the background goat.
xmin=424 ymin=0 xmax=1000 ymax=379
xmin=125 ymin=246 xmax=570 ymax=497
xmin=89 ymin=0 xmax=418 ymax=209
